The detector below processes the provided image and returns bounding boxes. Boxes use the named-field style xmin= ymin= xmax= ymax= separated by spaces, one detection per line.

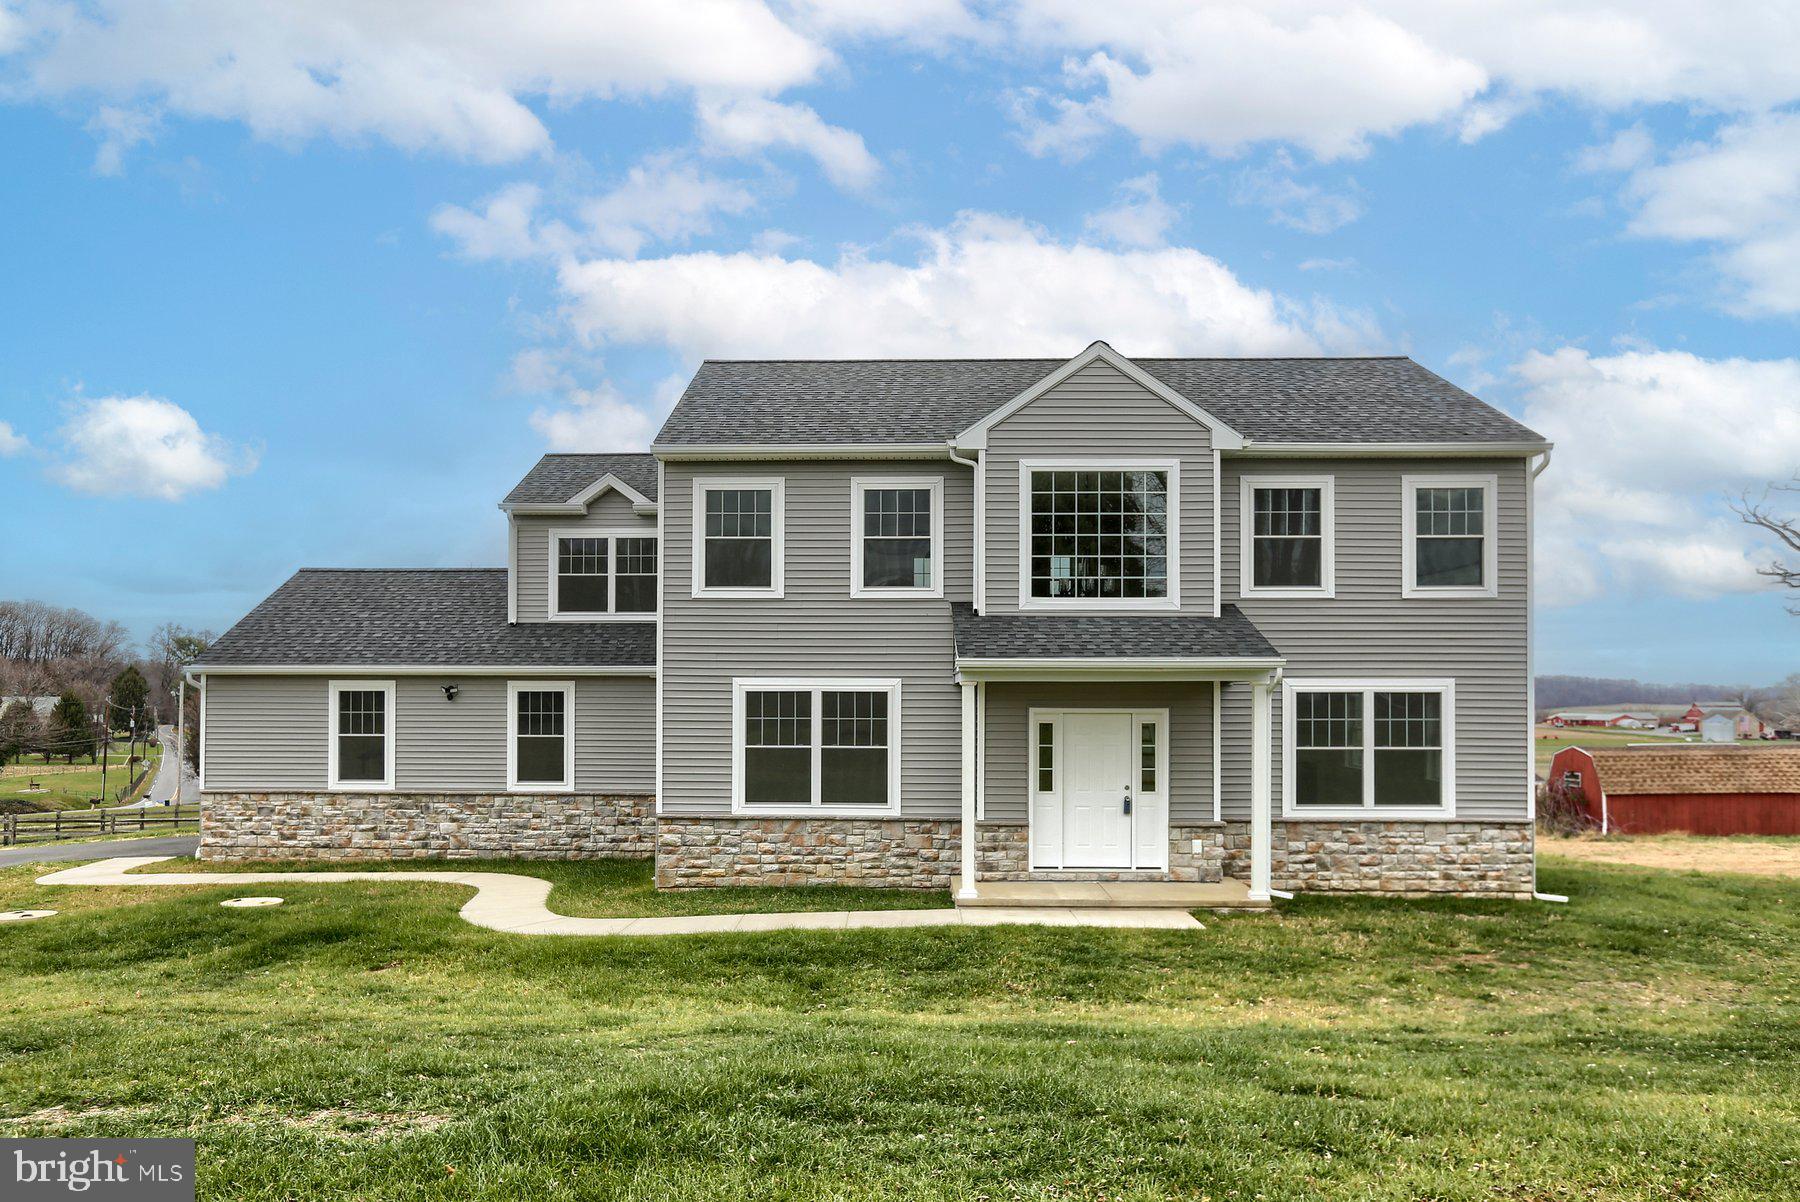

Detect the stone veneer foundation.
xmin=657 ymin=815 xmax=1533 ymax=895
xmin=198 ymin=792 xmax=655 ymax=862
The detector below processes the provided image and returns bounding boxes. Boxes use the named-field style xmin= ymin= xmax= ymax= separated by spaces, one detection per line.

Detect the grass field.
xmin=1532 ymin=723 xmax=1766 ymax=772
xmin=1 ymin=852 xmax=1796 ymax=1200
xmin=0 ymin=744 xmax=162 ymax=811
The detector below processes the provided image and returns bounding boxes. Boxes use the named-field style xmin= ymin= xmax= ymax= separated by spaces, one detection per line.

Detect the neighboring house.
xmin=0 ymin=695 xmax=59 ymax=720
xmin=1550 ymin=744 xmax=1800 ymax=834
xmin=191 ymin=342 xmax=1552 ymax=898
xmin=1670 ymin=702 xmax=1767 ymax=739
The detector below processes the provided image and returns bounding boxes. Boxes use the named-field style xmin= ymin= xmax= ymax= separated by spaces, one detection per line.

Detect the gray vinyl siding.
xmin=982 ymin=681 xmax=1214 ymax=823
xmin=658 ymin=459 xmax=974 ymax=817
xmin=201 ymin=674 xmax=654 ymax=794
xmin=983 ymin=358 xmax=1216 ymax=613
xmin=512 ymin=491 xmax=657 ymax=623
xmin=1218 ymin=456 xmax=1531 ymax=823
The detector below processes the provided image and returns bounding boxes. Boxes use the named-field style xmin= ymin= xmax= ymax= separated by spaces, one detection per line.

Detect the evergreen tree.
xmin=0 ymin=701 xmax=42 ymax=767
xmin=47 ymin=693 xmax=90 ymax=764
xmin=108 ymin=665 xmax=150 ymax=733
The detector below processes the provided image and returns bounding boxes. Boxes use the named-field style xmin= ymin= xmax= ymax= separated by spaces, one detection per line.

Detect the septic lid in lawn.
xmin=220 ymin=897 xmax=284 ymax=908
xmin=0 ymin=910 xmax=57 ymax=921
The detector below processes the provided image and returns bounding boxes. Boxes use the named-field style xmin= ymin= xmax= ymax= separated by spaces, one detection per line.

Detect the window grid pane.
xmin=515 ymin=690 xmax=565 ymax=737
xmin=1028 ymin=469 xmax=1168 ymax=599
xmin=1295 ymin=691 xmax=1361 ymax=749
xmin=706 ymin=489 xmax=773 ymax=537
xmin=1416 ymin=487 xmax=1484 ymax=536
xmin=1139 ymin=721 xmax=1156 ymax=793
xmin=616 ymin=538 xmax=658 ymax=576
xmin=337 ymin=690 xmax=385 ymax=736
xmin=863 ymin=488 xmax=931 ymax=538
xmin=704 ymin=489 xmax=775 ymax=589
xmin=745 ymin=691 xmax=811 ymax=747
xmin=1251 ymin=486 xmax=1324 ymax=589
xmin=1036 ymin=721 xmax=1054 ymax=793
xmin=557 ymin=537 xmax=607 ymax=576
xmin=1374 ymin=692 xmax=1441 ymax=749
xmin=821 ymin=691 xmax=888 ymax=748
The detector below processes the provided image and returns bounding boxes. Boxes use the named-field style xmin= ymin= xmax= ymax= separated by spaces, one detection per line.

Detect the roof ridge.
xmin=293 ymin=567 xmax=506 ymax=574
xmin=538 ymin=451 xmax=655 ymax=457
xmin=699 ymin=355 xmax=1413 ymax=364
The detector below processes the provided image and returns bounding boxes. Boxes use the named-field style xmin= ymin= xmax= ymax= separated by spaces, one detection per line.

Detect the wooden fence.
xmin=1 ymin=804 xmax=201 ymax=846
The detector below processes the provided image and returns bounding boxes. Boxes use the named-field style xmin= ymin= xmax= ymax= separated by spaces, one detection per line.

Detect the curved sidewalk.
xmin=37 ymin=856 xmax=1204 ymax=937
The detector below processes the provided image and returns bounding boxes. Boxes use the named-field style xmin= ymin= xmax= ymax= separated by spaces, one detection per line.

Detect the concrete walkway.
xmin=38 ymin=856 xmax=1206 ymax=937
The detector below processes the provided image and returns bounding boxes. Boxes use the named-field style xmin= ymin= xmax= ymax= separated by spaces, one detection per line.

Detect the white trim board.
xmin=192 ymin=664 xmax=654 ymax=677
xmin=498 ymin=471 xmax=657 ymax=517
xmin=1016 ymin=456 xmax=1182 ymax=612
xmin=955 ymin=342 xmax=1245 ymax=451
xmin=1238 ymin=473 xmax=1336 ymax=599
xmin=690 ymin=475 xmax=786 ymax=599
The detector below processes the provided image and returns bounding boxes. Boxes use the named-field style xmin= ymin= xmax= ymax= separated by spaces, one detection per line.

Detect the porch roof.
xmin=950 ymin=603 xmax=1282 ymax=679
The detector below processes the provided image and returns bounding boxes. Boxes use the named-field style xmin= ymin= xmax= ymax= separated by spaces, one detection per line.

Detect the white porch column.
xmin=958 ymin=680 xmax=979 ymax=899
xmin=1248 ymin=677 xmax=1273 ymax=902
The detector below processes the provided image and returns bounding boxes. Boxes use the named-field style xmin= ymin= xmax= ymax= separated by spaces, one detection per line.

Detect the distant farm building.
xmin=1546 ymin=710 xmax=1659 ymax=729
xmin=1549 ymin=744 xmax=1800 ymax=835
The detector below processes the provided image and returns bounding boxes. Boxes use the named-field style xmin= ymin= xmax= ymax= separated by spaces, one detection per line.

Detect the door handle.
xmin=1122 ymin=789 xmax=1133 ymax=815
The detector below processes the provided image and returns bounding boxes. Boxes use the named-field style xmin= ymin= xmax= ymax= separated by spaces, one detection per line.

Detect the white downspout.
xmin=946 ymin=442 xmax=982 ymax=614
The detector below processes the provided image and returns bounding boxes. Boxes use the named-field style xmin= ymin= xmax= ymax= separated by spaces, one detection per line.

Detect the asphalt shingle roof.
xmin=655 ymin=356 xmax=1545 ymax=447
xmin=951 ymin=603 xmax=1280 ymax=661
xmin=1587 ymin=746 xmax=1800 ymax=796
xmin=501 ymin=453 xmax=659 ymax=506
xmin=200 ymin=570 xmax=656 ymax=668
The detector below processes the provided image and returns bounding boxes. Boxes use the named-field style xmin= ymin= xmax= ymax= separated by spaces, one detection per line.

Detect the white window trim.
xmin=546 ymin=528 xmax=659 ymax=621
xmin=731 ymin=677 xmax=902 ymax=817
xmin=849 ymin=476 xmax=944 ymax=599
xmin=506 ymin=680 xmax=576 ymax=794
xmin=691 ymin=477 xmax=785 ymax=599
xmin=1017 ymin=457 xmax=1181 ymax=612
xmin=1401 ymin=473 xmax=1498 ymax=599
xmin=327 ymin=679 xmax=396 ymax=792
xmin=1280 ymin=676 xmax=1457 ymax=819
xmin=1239 ymin=474 xmax=1336 ymax=598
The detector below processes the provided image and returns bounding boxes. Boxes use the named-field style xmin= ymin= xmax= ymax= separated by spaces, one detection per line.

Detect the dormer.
xmin=499 ymin=454 xmax=660 ymax=623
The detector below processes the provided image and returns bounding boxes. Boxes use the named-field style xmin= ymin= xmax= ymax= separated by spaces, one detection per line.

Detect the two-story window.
xmin=549 ymin=531 xmax=658 ymax=618
xmin=693 ymin=478 xmax=785 ymax=597
xmin=1240 ymin=475 xmax=1335 ymax=596
xmin=850 ymin=477 xmax=942 ymax=597
xmin=1283 ymin=679 xmax=1455 ymax=816
xmin=1020 ymin=459 xmax=1179 ymax=609
xmin=1402 ymin=474 xmax=1497 ymax=598
xmin=732 ymin=679 xmax=900 ymax=813
xmin=328 ymin=679 xmax=395 ymax=791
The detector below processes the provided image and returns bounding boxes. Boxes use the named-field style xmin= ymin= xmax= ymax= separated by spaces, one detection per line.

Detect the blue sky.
xmin=1 ymin=2 xmax=1797 ymax=684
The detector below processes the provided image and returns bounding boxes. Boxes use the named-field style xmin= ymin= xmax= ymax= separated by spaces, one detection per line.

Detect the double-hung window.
xmin=1284 ymin=679 xmax=1454 ymax=816
xmin=550 ymin=532 xmax=658 ymax=618
xmin=1022 ymin=460 xmax=1178 ymax=608
xmin=1402 ymin=474 xmax=1497 ymax=598
xmin=851 ymin=477 xmax=942 ymax=597
xmin=1241 ymin=476 xmax=1333 ymax=596
xmin=328 ymin=680 xmax=395 ymax=791
xmin=507 ymin=681 xmax=574 ymax=792
xmin=694 ymin=479 xmax=784 ymax=597
xmin=733 ymin=679 xmax=900 ymax=813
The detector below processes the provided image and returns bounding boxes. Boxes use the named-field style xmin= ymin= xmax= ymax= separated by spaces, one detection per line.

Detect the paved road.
xmin=0 ymin=835 xmax=199 ymax=869
xmin=123 ymin=725 xmax=195 ymax=808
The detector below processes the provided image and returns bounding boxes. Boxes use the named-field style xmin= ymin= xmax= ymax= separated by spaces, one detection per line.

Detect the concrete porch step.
xmin=954 ymin=878 xmax=1270 ymax=911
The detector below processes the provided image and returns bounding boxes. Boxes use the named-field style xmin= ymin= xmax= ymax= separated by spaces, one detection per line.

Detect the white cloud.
xmin=696 ymin=96 xmax=880 ymax=191
xmin=1005 ymin=1 xmax=1800 ymax=160
xmin=85 ymin=105 xmax=159 ymax=175
xmin=52 ymin=395 xmax=257 ymax=501
xmin=1298 ymin=257 xmax=1355 ymax=272
xmin=5 ymin=0 xmax=828 ymax=163
xmin=555 ymin=211 xmax=1370 ymax=359
xmin=430 ymin=183 xmax=562 ymax=262
xmin=0 ymin=421 xmax=29 ymax=456
xmin=1575 ymin=124 xmax=1654 ymax=175
xmin=1614 ymin=112 xmax=1800 ymax=315
xmin=528 ymin=375 xmax=686 ymax=451
xmin=580 ymin=157 xmax=758 ymax=256
xmin=1083 ymin=173 xmax=1178 ymax=248
xmin=788 ymin=0 xmax=985 ymax=45
xmin=1516 ymin=346 xmax=1800 ymax=603
xmin=1231 ymin=159 xmax=1364 ymax=234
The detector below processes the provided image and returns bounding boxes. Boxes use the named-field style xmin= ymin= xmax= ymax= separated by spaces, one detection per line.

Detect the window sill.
xmin=733 ymin=805 xmax=903 ymax=819
xmin=327 ymin=783 xmax=394 ymax=793
xmin=1400 ymin=586 xmax=1497 ymax=600
xmin=692 ymin=588 xmax=784 ymax=600
xmin=546 ymin=612 xmax=658 ymax=622
xmin=848 ymin=587 xmax=944 ymax=600
xmin=1017 ymin=598 xmax=1180 ymax=612
xmin=1241 ymin=586 xmax=1335 ymax=600
xmin=508 ymin=783 xmax=575 ymax=794
xmin=1281 ymin=807 xmax=1456 ymax=822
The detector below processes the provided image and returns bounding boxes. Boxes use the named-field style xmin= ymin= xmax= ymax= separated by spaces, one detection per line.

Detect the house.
xmin=1672 ymin=702 xmax=1767 ymax=739
xmin=0 ymin=695 xmax=59 ymax=720
xmin=1549 ymin=744 xmax=1800 ymax=834
xmin=190 ymin=342 xmax=1551 ymax=899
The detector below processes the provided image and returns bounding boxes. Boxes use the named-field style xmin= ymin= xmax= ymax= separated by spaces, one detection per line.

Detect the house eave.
xmin=191 ymin=663 xmax=657 ymax=677
xmin=652 ymin=442 xmax=956 ymax=461
xmin=956 ymin=656 xmax=1285 ymax=683
xmin=1230 ymin=440 xmax=1553 ymax=458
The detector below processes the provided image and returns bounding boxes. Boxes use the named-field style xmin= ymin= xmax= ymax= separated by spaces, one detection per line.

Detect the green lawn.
xmin=0 ymin=744 xmax=162 ymax=811
xmin=1 ymin=855 xmax=1796 ymax=1200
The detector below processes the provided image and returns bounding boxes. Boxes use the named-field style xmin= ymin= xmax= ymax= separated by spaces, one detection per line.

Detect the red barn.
xmin=1549 ymin=745 xmax=1800 ymax=835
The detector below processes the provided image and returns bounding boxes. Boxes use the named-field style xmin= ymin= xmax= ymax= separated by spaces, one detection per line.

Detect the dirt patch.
xmin=1542 ymin=835 xmax=1800 ymax=877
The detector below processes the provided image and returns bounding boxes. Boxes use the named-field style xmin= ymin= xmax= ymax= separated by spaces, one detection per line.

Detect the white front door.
xmin=1062 ymin=712 xmax=1134 ymax=868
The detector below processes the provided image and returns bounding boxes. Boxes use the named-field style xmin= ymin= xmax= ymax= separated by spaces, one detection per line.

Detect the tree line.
xmin=1536 ymin=673 xmax=1799 ymax=725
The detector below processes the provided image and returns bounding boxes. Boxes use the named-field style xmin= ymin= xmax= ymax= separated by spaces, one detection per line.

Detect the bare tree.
xmin=1735 ymin=476 xmax=1800 ymax=614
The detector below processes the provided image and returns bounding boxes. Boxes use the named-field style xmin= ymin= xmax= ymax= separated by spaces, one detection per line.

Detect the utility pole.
xmin=174 ymin=677 xmax=185 ymax=808
xmin=97 ymin=713 xmax=108 ymax=806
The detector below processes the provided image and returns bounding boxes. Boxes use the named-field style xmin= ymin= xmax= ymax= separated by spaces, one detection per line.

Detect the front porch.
xmin=950 ymin=603 xmax=1284 ymax=903
xmin=952 ymin=876 xmax=1268 ymax=911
